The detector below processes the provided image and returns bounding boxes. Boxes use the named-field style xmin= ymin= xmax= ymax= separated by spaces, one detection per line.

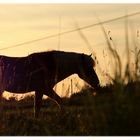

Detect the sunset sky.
xmin=0 ymin=4 xmax=140 ymax=99
xmin=0 ymin=4 xmax=140 ymax=55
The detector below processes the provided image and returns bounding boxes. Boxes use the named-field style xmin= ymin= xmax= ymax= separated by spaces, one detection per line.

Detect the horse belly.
xmin=4 ymin=73 xmax=44 ymax=93
xmin=5 ymin=83 xmax=32 ymax=93
xmin=5 ymin=79 xmax=33 ymax=93
xmin=4 ymin=72 xmax=33 ymax=93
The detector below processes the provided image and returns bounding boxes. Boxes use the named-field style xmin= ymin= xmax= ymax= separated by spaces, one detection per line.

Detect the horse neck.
xmin=55 ymin=53 xmax=80 ymax=76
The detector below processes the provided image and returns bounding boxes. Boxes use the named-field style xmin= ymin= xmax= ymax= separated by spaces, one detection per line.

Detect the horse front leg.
xmin=34 ymin=90 xmax=43 ymax=118
xmin=45 ymin=88 xmax=64 ymax=113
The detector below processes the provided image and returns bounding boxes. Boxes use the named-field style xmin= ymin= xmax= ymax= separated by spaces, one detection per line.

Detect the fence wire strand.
xmin=0 ymin=11 xmax=140 ymax=51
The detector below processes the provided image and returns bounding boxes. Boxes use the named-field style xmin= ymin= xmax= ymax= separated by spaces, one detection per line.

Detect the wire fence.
xmin=0 ymin=11 xmax=140 ymax=51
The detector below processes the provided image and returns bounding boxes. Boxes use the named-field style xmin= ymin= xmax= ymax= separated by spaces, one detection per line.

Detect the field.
xmin=0 ymin=9 xmax=140 ymax=136
xmin=0 ymin=81 xmax=139 ymax=136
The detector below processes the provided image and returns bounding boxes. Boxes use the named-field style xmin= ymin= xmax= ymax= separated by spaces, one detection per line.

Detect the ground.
xmin=0 ymin=82 xmax=140 ymax=136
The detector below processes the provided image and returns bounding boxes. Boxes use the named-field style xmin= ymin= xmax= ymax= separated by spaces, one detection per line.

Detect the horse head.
xmin=78 ymin=53 xmax=100 ymax=90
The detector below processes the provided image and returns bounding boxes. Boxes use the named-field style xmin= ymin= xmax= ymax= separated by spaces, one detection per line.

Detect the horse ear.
xmin=89 ymin=54 xmax=92 ymax=57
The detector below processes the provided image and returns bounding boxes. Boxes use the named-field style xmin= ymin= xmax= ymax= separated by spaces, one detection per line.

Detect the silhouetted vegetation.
xmin=0 ymin=80 xmax=139 ymax=136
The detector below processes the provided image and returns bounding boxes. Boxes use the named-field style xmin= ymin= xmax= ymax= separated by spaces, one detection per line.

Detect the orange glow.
xmin=0 ymin=4 xmax=140 ymax=99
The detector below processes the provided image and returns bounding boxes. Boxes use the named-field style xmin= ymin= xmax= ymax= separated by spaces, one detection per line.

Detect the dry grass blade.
xmin=96 ymin=17 xmax=122 ymax=84
xmin=73 ymin=20 xmax=104 ymax=83
xmin=74 ymin=20 xmax=93 ymax=53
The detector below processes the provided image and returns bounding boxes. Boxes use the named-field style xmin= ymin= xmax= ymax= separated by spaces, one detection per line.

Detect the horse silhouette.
xmin=0 ymin=51 xmax=100 ymax=117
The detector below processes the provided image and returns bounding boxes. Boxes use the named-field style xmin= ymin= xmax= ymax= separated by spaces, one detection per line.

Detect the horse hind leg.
xmin=0 ymin=89 xmax=3 ymax=98
xmin=34 ymin=90 xmax=43 ymax=118
xmin=0 ymin=85 xmax=5 ymax=100
xmin=0 ymin=89 xmax=4 ymax=113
